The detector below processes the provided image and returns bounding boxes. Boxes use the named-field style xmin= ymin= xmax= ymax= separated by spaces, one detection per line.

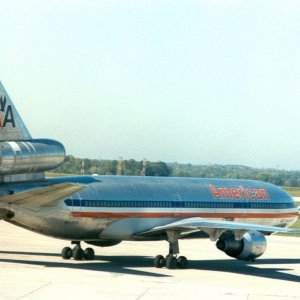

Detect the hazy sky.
xmin=1 ymin=0 xmax=300 ymax=170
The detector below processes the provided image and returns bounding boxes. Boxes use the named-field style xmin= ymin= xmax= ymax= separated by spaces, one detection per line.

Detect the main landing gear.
xmin=154 ymin=231 xmax=188 ymax=269
xmin=61 ymin=242 xmax=95 ymax=261
xmin=154 ymin=254 xmax=187 ymax=269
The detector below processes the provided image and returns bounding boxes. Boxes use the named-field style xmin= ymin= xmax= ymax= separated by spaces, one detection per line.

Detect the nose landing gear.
xmin=61 ymin=242 xmax=95 ymax=261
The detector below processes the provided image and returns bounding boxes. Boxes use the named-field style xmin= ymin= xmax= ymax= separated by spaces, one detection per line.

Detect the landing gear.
xmin=154 ymin=255 xmax=166 ymax=268
xmin=158 ymin=254 xmax=187 ymax=269
xmin=166 ymin=255 xmax=177 ymax=269
xmin=61 ymin=247 xmax=72 ymax=259
xmin=61 ymin=242 xmax=95 ymax=261
xmin=154 ymin=252 xmax=188 ymax=270
xmin=176 ymin=256 xmax=188 ymax=269
xmin=84 ymin=248 xmax=95 ymax=260
xmin=154 ymin=231 xmax=188 ymax=269
xmin=72 ymin=246 xmax=84 ymax=260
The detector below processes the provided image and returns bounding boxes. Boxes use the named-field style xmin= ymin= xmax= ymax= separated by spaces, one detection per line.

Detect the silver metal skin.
xmin=237 ymin=231 xmax=267 ymax=260
xmin=3 ymin=175 xmax=298 ymax=240
xmin=0 ymin=83 xmax=65 ymax=182
xmin=0 ymin=139 xmax=65 ymax=175
xmin=0 ymin=82 xmax=299 ymax=266
xmin=216 ymin=230 xmax=267 ymax=260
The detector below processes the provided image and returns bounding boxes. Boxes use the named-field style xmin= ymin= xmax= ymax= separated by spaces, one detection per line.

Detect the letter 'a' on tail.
xmin=0 ymin=82 xmax=32 ymax=141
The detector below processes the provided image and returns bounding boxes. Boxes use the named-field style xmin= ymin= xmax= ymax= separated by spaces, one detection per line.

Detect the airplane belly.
xmin=4 ymin=204 xmax=110 ymax=240
xmin=99 ymin=217 xmax=180 ymax=240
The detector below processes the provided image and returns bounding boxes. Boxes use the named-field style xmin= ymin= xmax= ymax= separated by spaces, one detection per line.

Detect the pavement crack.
xmin=16 ymin=282 xmax=52 ymax=300
xmin=136 ymin=287 xmax=151 ymax=300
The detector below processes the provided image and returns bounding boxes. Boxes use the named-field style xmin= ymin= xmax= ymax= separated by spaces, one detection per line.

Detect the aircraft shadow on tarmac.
xmin=0 ymin=250 xmax=299 ymax=282
xmin=187 ymin=258 xmax=300 ymax=283
xmin=0 ymin=251 xmax=168 ymax=277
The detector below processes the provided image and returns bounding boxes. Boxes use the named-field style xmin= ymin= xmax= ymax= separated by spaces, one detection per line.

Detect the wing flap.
xmin=136 ymin=217 xmax=299 ymax=238
xmin=0 ymin=183 xmax=85 ymax=209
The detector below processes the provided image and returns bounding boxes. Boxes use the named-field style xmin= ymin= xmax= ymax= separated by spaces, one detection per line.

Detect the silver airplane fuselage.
xmin=0 ymin=81 xmax=299 ymax=268
xmin=4 ymin=175 xmax=298 ymax=242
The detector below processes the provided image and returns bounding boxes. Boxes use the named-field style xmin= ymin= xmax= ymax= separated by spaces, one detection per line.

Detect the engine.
xmin=0 ymin=139 xmax=65 ymax=175
xmin=216 ymin=230 xmax=267 ymax=261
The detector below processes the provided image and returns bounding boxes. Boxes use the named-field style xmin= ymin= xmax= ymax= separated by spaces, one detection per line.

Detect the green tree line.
xmin=55 ymin=155 xmax=171 ymax=177
xmin=54 ymin=155 xmax=300 ymax=187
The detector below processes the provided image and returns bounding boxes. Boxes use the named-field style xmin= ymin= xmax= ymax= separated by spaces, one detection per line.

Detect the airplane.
xmin=0 ymin=82 xmax=299 ymax=270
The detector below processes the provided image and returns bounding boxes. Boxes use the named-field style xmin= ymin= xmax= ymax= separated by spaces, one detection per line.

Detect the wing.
xmin=136 ymin=217 xmax=300 ymax=241
xmin=0 ymin=183 xmax=85 ymax=210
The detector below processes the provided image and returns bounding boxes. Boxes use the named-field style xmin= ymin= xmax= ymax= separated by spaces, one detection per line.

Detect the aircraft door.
xmin=70 ymin=193 xmax=82 ymax=213
xmin=173 ymin=194 xmax=182 ymax=218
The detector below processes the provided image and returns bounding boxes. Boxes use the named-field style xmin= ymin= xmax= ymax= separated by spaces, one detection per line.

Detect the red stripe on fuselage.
xmin=72 ymin=212 xmax=298 ymax=219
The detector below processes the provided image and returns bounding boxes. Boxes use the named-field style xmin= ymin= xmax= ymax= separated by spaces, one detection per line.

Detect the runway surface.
xmin=0 ymin=221 xmax=299 ymax=300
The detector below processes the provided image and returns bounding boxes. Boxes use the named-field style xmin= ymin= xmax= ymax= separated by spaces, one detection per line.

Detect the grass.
xmin=46 ymin=172 xmax=77 ymax=177
xmin=282 ymin=186 xmax=300 ymax=197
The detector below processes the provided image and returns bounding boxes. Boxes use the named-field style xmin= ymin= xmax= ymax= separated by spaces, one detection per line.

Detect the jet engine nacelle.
xmin=0 ymin=139 xmax=65 ymax=175
xmin=216 ymin=231 xmax=267 ymax=261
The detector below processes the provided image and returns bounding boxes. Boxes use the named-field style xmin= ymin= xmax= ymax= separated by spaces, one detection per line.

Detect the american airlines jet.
xmin=0 ymin=82 xmax=298 ymax=269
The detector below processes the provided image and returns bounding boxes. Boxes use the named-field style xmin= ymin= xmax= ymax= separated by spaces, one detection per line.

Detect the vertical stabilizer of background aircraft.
xmin=0 ymin=82 xmax=32 ymax=141
xmin=0 ymin=82 xmax=65 ymax=183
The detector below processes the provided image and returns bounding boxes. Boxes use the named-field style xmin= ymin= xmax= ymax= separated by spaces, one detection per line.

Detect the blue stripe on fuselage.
xmin=64 ymin=199 xmax=296 ymax=210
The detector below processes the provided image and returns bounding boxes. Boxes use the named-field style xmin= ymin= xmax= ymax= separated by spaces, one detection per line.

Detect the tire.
xmin=84 ymin=248 xmax=95 ymax=260
xmin=154 ymin=255 xmax=166 ymax=268
xmin=61 ymin=247 xmax=72 ymax=259
xmin=166 ymin=256 xmax=177 ymax=269
xmin=177 ymin=256 xmax=188 ymax=269
xmin=72 ymin=247 xmax=84 ymax=260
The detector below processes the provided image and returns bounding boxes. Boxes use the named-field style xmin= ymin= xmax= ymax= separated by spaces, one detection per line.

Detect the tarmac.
xmin=0 ymin=221 xmax=299 ymax=300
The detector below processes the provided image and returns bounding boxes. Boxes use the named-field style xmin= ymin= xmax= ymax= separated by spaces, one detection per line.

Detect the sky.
xmin=0 ymin=0 xmax=300 ymax=170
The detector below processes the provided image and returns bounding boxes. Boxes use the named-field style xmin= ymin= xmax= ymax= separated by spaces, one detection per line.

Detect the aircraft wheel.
xmin=73 ymin=247 xmax=84 ymax=260
xmin=177 ymin=256 xmax=188 ymax=269
xmin=84 ymin=248 xmax=95 ymax=260
xmin=166 ymin=255 xmax=177 ymax=269
xmin=61 ymin=247 xmax=72 ymax=259
xmin=154 ymin=255 xmax=166 ymax=268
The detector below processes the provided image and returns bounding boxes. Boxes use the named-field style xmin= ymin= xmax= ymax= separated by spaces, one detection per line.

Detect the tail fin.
xmin=0 ymin=82 xmax=31 ymax=141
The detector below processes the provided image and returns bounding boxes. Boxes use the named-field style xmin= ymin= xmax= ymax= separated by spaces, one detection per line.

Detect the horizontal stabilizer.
xmin=0 ymin=183 xmax=86 ymax=209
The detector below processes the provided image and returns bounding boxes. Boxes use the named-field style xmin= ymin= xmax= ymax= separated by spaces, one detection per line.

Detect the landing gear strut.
xmin=61 ymin=242 xmax=95 ymax=261
xmin=154 ymin=231 xmax=188 ymax=269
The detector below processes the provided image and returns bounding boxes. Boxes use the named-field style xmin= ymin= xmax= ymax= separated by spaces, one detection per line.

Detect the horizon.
xmin=60 ymin=154 xmax=300 ymax=172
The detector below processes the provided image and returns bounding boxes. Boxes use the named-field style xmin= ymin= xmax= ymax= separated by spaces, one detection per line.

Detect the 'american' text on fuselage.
xmin=209 ymin=185 xmax=270 ymax=200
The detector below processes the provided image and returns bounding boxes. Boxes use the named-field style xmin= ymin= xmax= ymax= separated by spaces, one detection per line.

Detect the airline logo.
xmin=0 ymin=95 xmax=15 ymax=128
xmin=209 ymin=185 xmax=270 ymax=200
